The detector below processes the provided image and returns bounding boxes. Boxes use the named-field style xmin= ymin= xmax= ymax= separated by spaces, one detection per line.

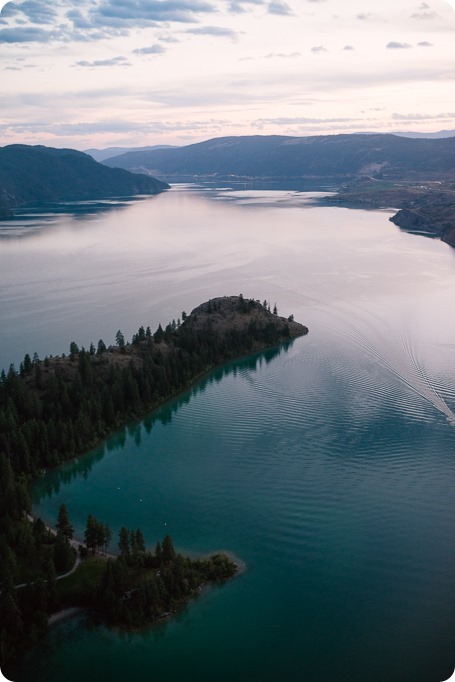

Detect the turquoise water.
xmin=2 ymin=186 xmax=455 ymax=681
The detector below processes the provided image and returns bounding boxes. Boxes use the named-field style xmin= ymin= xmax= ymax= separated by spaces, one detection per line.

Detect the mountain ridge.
xmin=101 ymin=133 xmax=455 ymax=183
xmin=0 ymin=144 xmax=169 ymax=218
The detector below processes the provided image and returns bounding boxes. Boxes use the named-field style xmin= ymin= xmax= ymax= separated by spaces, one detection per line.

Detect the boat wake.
xmin=324 ymin=300 xmax=455 ymax=425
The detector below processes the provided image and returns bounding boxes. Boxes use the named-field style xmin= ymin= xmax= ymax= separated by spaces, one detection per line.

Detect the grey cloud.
xmin=12 ymin=0 xmax=57 ymax=25
xmin=66 ymin=9 xmax=94 ymax=30
xmin=0 ymin=117 xmax=238 ymax=139
xmin=386 ymin=41 xmax=412 ymax=49
xmin=0 ymin=25 xmax=61 ymax=42
xmin=392 ymin=111 xmax=455 ymax=121
xmin=343 ymin=45 xmax=355 ymax=51
xmin=227 ymin=0 xmax=264 ymax=14
xmin=264 ymin=51 xmax=300 ymax=58
xmin=1 ymin=0 xmax=219 ymax=45
xmin=133 ymin=43 xmax=166 ymax=54
xmin=92 ymin=0 xmax=216 ymax=27
xmin=253 ymin=116 xmax=360 ymax=126
xmin=311 ymin=45 xmax=327 ymax=53
xmin=411 ymin=10 xmax=437 ymax=19
xmin=157 ymin=34 xmax=180 ymax=43
xmin=267 ymin=2 xmax=293 ymax=16
xmin=186 ymin=25 xmax=238 ymax=38
xmin=75 ymin=56 xmax=130 ymax=67
xmin=417 ymin=41 xmax=433 ymax=47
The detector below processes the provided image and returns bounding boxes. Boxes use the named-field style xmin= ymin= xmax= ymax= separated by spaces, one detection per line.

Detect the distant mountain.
xmin=85 ymin=145 xmax=176 ymax=163
xmin=101 ymin=133 xmax=455 ymax=183
xmin=0 ymin=145 xmax=169 ymax=217
xmin=393 ymin=130 xmax=455 ymax=139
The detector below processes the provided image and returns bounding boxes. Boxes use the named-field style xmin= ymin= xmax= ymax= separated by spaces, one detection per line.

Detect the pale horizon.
xmin=1 ymin=0 xmax=455 ymax=150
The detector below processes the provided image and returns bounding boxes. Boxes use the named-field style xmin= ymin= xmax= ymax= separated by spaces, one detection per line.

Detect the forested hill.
xmin=0 ymin=144 xmax=169 ymax=217
xmin=102 ymin=133 xmax=455 ymax=182
xmin=0 ymin=295 xmax=307 ymax=477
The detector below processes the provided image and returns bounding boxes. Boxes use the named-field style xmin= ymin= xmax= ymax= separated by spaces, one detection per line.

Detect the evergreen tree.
xmin=135 ymin=529 xmax=145 ymax=553
xmin=69 ymin=342 xmax=79 ymax=360
xmin=118 ymin=527 xmax=130 ymax=559
xmin=22 ymin=354 xmax=32 ymax=375
xmin=84 ymin=514 xmax=98 ymax=555
xmin=56 ymin=503 xmax=73 ymax=541
xmin=162 ymin=535 xmax=176 ymax=563
xmin=97 ymin=339 xmax=107 ymax=355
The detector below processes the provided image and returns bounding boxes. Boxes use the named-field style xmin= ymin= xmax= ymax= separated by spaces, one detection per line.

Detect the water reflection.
xmin=0 ymin=196 xmax=151 ymax=240
xmin=32 ymin=342 xmax=290 ymax=502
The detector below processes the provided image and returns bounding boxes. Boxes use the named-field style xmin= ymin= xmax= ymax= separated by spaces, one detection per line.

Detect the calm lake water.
xmin=2 ymin=186 xmax=455 ymax=682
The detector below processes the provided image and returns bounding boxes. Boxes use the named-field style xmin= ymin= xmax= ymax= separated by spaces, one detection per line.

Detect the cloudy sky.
xmin=1 ymin=0 xmax=454 ymax=149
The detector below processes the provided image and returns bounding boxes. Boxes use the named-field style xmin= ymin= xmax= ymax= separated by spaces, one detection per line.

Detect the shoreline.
xmin=48 ymin=607 xmax=86 ymax=627
xmin=29 ymin=333 xmax=306 ymax=498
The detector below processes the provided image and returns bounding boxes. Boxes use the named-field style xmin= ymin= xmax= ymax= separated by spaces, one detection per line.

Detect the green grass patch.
xmin=56 ymin=556 xmax=107 ymax=607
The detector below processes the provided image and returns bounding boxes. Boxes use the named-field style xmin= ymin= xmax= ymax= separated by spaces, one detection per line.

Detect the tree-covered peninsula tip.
xmin=0 ymin=295 xmax=308 ymax=670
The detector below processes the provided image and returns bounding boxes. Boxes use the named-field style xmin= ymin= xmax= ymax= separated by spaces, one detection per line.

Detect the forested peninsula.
xmin=0 ymin=295 xmax=308 ymax=670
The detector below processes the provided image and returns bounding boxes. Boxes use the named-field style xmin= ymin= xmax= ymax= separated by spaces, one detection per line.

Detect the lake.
xmin=2 ymin=185 xmax=455 ymax=682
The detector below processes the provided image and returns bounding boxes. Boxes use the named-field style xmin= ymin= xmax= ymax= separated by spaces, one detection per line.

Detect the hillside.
xmin=322 ymin=177 xmax=455 ymax=247
xmin=0 ymin=144 xmax=169 ymax=216
xmin=102 ymin=133 xmax=455 ymax=183
xmin=84 ymin=144 xmax=176 ymax=163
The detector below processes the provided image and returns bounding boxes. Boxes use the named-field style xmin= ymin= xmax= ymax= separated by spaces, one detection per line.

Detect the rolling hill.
xmin=0 ymin=145 xmax=169 ymax=217
xmin=102 ymin=133 xmax=455 ymax=183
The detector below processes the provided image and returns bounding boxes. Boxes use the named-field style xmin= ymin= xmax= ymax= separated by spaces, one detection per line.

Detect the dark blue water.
xmin=2 ymin=187 xmax=455 ymax=682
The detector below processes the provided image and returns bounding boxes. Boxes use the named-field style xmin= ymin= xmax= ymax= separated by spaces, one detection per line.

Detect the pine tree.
xmin=118 ymin=527 xmax=130 ymax=559
xmin=56 ymin=503 xmax=73 ymax=541
xmin=162 ymin=535 xmax=175 ymax=563
xmin=97 ymin=339 xmax=107 ymax=355
xmin=84 ymin=514 xmax=98 ymax=555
